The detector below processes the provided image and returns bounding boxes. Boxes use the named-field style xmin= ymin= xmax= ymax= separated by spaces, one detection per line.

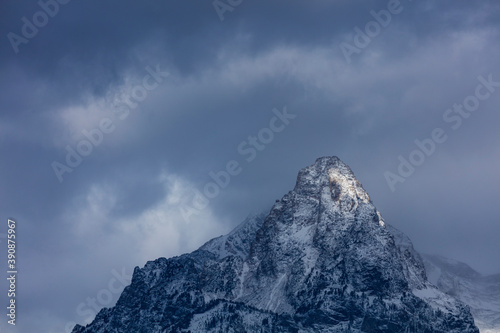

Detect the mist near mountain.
xmin=422 ymin=254 xmax=500 ymax=333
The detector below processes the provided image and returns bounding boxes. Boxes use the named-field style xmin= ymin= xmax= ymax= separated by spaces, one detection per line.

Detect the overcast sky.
xmin=1 ymin=0 xmax=500 ymax=332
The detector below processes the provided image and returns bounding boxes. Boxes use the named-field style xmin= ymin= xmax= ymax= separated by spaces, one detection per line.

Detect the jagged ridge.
xmin=423 ymin=254 xmax=500 ymax=333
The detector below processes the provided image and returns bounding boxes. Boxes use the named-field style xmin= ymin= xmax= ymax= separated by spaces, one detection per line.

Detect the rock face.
xmin=73 ymin=156 xmax=479 ymax=333
xmin=422 ymin=254 xmax=500 ymax=333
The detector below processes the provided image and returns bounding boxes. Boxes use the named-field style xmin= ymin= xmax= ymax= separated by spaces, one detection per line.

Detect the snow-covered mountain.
xmin=72 ymin=156 xmax=479 ymax=332
xmin=422 ymin=254 xmax=500 ymax=333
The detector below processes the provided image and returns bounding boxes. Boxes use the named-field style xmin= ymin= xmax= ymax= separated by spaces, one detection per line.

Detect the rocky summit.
xmin=73 ymin=156 xmax=479 ymax=333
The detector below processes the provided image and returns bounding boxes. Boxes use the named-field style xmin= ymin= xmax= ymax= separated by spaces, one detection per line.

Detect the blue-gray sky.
xmin=1 ymin=0 xmax=499 ymax=332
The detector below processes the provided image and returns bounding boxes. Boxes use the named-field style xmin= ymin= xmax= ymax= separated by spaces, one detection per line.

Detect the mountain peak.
xmin=294 ymin=156 xmax=371 ymax=212
xmin=73 ymin=157 xmax=479 ymax=333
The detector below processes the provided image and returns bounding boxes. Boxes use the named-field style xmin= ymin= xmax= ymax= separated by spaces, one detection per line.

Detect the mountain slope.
xmin=422 ymin=254 xmax=500 ymax=333
xmin=73 ymin=156 xmax=479 ymax=333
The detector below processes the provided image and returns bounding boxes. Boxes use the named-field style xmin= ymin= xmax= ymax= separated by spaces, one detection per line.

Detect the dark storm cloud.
xmin=1 ymin=0 xmax=500 ymax=332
